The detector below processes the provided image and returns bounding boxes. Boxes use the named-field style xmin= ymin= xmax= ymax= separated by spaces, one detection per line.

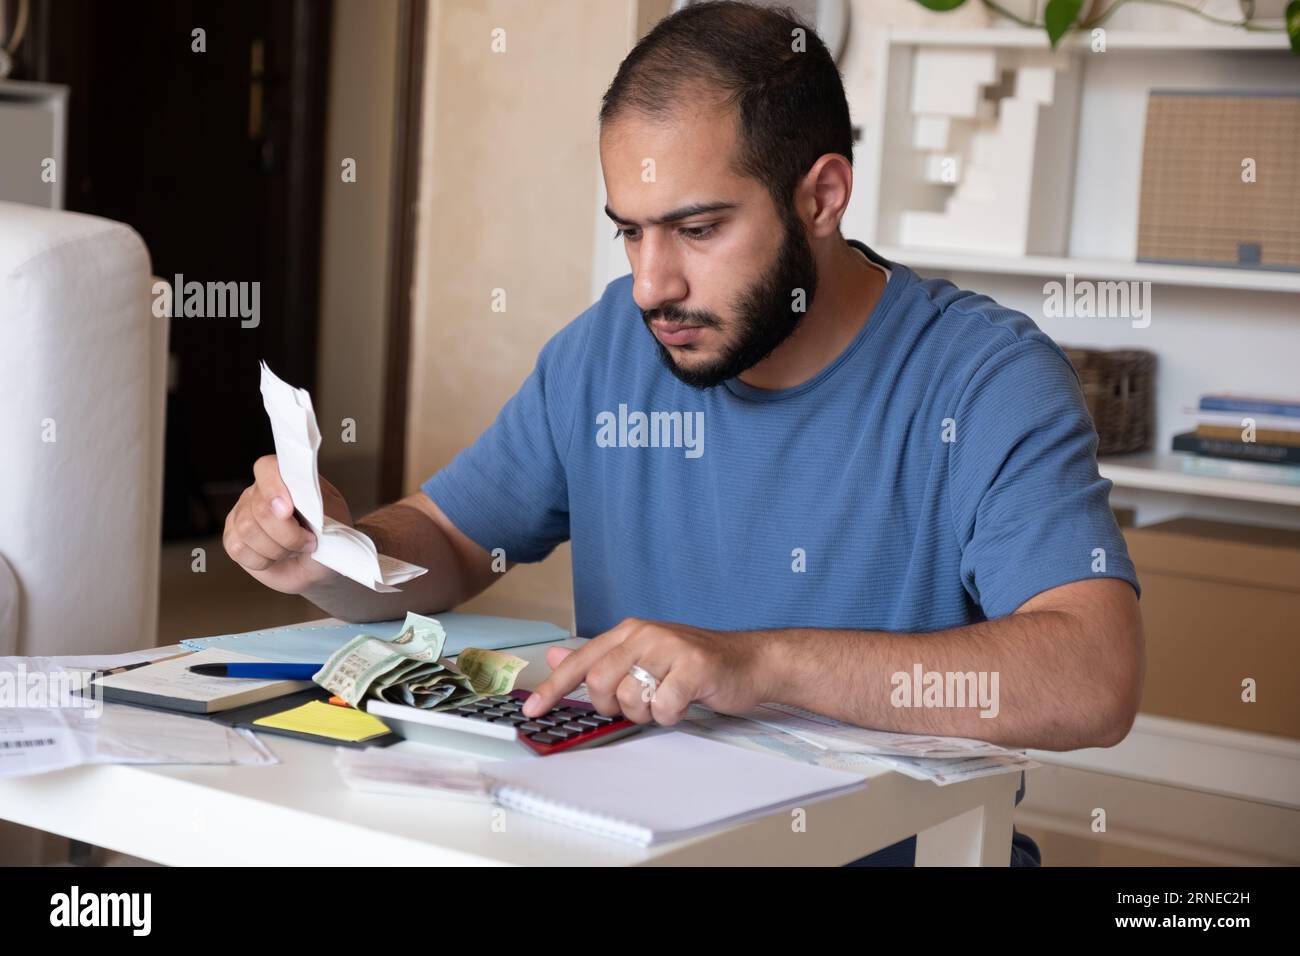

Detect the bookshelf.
xmin=1100 ymin=452 xmax=1300 ymax=508
xmin=843 ymin=23 xmax=1300 ymax=526
xmin=873 ymin=247 xmax=1300 ymax=294
xmin=847 ymin=27 xmax=1300 ymax=277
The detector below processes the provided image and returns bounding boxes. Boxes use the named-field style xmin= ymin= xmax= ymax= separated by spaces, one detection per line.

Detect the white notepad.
xmin=482 ymin=731 xmax=867 ymax=846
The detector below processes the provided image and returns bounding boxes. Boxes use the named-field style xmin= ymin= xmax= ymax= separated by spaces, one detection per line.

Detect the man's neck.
xmin=737 ymin=239 xmax=887 ymax=391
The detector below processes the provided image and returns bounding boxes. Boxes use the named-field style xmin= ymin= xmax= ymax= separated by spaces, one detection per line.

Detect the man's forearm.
xmin=301 ymin=502 xmax=468 ymax=623
xmin=758 ymin=604 xmax=1141 ymax=751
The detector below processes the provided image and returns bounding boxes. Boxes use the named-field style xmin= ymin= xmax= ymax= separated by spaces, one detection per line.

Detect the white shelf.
xmin=877 ymin=246 xmax=1300 ymax=293
xmin=886 ymin=27 xmax=1294 ymax=52
xmin=1100 ymin=452 xmax=1300 ymax=506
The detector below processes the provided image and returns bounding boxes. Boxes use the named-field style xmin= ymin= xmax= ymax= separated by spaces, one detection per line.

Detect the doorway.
xmin=26 ymin=0 xmax=332 ymax=538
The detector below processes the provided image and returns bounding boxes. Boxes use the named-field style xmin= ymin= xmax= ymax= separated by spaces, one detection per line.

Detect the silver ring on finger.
xmin=628 ymin=664 xmax=659 ymax=701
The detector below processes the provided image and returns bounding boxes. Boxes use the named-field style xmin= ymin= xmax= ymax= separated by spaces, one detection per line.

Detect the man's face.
xmin=600 ymin=104 xmax=818 ymax=388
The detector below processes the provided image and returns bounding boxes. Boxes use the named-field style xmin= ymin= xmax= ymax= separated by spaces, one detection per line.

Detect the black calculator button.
xmin=530 ymin=733 xmax=560 ymax=744
xmin=498 ymin=715 xmax=526 ymax=725
xmin=587 ymin=714 xmax=616 ymax=724
xmin=561 ymin=722 xmax=589 ymax=733
xmin=534 ymin=718 xmax=559 ymax=727
xmin=546 ymin=728 xmax=575 ymax=740
xmin=519 ymin=722 xmax=546 ymax=734
xmin=576 ymin=718 xmax=602 ymax=728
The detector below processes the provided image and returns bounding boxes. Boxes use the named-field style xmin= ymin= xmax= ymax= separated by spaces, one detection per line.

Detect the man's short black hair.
xmin=599 ymin=1 xmax=854 ymax=214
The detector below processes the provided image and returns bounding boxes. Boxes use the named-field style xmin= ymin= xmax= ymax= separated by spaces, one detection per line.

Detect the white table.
xmin=0 ymin=638 xmax=1018 ymax=865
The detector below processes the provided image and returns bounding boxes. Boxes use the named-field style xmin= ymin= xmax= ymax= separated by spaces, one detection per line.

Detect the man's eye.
xmin=680 ymin=224 xmax=718 ymax=240
xmin=614 ymin=226 xmax=640 ymax=242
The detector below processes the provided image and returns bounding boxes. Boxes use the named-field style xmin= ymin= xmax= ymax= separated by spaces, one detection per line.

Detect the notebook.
xmin=481 ymin=731 xmax=867 ymax=846
xmin=179 ymin=613 xmax=571 ymax=664
xmin=90 ymin=649 xmax=314 ymax=714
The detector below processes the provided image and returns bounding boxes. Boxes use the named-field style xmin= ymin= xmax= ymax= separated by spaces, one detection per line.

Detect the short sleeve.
xmin=421 ymin=317 xmax=590 ymax=564
xmin=948 ymin=339 xmax=1140 ymax=619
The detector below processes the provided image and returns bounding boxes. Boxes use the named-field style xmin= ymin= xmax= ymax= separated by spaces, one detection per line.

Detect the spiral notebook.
xmin=480 ymin=731 xmax=867 ymax=847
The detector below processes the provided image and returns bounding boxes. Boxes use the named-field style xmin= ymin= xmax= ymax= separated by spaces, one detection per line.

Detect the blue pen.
xmin=188 ymin=663 xmax=322 ymax=680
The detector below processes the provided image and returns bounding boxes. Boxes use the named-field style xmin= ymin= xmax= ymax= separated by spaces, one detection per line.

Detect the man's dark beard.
xmin=642 ymin=211 xmax=818 ymax=389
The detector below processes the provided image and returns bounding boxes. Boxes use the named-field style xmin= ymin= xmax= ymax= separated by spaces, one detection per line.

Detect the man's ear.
xmin=799 ymin=153 xmax=853 ymax=239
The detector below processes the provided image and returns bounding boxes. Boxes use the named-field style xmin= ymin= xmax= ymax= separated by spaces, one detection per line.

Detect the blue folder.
xmin=179 ymin=613 xmax=573 ymax=663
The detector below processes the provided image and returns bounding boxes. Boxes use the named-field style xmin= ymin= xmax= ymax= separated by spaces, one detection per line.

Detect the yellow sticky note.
xmin=254 ymin=701 xmax=391 ymax=743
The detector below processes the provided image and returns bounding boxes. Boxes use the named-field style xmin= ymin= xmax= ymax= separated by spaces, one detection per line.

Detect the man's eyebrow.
xmin=603 ymin=201 xmax=739 ymax=227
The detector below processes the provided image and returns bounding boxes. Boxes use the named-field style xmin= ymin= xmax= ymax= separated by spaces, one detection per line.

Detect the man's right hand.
xmin=223 ymin=455 xmax=353 ymax=595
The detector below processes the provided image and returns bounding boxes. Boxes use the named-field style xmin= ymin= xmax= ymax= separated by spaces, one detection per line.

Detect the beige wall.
xmin=405 ymin=0 xmax=639 ymax=630
xmin=316 ymin=0 xmax=400 ymax=514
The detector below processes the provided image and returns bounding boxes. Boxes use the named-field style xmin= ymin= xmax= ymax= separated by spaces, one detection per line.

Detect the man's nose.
xmin=632 ymin=233 xmax=688 ymax=314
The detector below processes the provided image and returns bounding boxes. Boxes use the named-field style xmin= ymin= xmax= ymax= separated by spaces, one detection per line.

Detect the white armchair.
xmin=0 ymin=201 xmax=167 ymax=657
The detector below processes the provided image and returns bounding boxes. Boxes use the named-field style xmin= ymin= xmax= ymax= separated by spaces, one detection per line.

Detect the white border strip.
xmin=1029 ymin=714 xmax=1300 ymax=810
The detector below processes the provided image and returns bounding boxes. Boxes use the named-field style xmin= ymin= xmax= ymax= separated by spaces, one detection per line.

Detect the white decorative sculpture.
xmin=898 ymin=47 xmax=1080 ymax=258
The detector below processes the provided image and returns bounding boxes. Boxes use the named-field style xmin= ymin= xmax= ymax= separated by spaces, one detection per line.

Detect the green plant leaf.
xmin=911 ymin=0 xmax=969 ymax=11
xmin=1044 ymin=0 xmax=1085 ymax=48
xmin=1286 ymin=0 xmax=1300 ymax=55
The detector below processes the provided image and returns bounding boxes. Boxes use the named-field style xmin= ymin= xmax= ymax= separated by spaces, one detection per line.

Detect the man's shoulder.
xmin=906 ymin=272 xmax=1059 ymax=350
xmin=892 ymin=268 xmax=1074 ymax=386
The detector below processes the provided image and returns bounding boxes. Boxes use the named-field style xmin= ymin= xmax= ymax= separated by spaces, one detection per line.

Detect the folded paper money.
xmin=313 ymin=613 xmax=528 ymax=712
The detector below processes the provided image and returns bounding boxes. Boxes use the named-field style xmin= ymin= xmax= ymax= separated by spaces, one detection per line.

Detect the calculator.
xmin=366 ymin=689 xmax=641 ymax=758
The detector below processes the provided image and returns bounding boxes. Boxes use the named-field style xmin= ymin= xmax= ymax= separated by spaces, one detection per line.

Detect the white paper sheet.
xmin=830 ymin=751 xmax=1037 ymax=786
xmin=0 ymin=656 xmax=279 ymax=778
xmin=259 ymin=361 xmax=427 ymax=592
xmin=0 ymin=708 xmax=86 ymax=777
xmin=334 ymin=746 xmax=494 ymax=802
xmin=744 ymin=702 xmax=1024 ymax=759
xmin=682 ymin=705 xmax=1037 ymax=785
xmin=92 ymin=704 xmax=277 ymax=766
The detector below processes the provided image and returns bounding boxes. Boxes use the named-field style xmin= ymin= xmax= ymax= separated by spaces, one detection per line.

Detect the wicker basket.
xmin=1061 ymin=347 xmax=1156 ymax=456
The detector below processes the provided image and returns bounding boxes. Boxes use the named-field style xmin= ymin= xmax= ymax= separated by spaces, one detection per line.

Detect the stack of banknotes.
xmin=314 ymin=613 xmax=528 ymax=710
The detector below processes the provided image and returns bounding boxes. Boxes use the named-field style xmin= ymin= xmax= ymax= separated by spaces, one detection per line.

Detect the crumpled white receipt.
xmin=259 ymin=361 xmax=427 ymax=592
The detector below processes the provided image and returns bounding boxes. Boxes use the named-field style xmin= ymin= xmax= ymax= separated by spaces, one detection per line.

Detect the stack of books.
xmin=1174 ymin=395 xmax=1300 ymax=485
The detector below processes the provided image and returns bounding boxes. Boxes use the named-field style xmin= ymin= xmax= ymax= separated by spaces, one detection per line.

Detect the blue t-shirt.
xmin=423 ymin=241 xmax=1138 ymax=639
